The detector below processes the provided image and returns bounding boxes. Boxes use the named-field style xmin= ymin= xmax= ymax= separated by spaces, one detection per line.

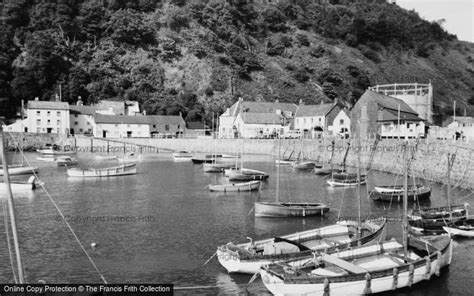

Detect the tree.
xmin=105 ymin=9 xmax=155 ymax=45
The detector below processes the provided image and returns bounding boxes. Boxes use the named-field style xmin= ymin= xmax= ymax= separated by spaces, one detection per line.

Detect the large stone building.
xmin=351 ymin=90 xmax=426 ymax=139
xmin=25 ymin=99 xmax=70 ymax=134
xmin=294 ymin=101 xmax=343 ymax=138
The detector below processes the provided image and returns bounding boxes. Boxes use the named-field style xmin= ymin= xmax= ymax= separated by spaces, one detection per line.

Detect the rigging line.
xmin=3 ymin=200 xmax=18 ymax=284
xmin=3 ymin=128 xmax=107 ymax=284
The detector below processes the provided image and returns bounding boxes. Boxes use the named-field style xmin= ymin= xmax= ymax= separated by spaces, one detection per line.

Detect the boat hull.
xmin=443 ymin=218 xmax=474 ymax=237
xmin=0 ymin=166 xmax=39 ymax=176
xmin=67 ymin=164 xmax=137 ymax=177
xmin=209 ymin=181 xmax=261 ymax=192
xmin=217 ymin=218 xmax=387 ymax=274
xmin=371 ymin=187 xmax=431 ymax=202
xmin=261 ymin=236 xmax=452 ymax=296
xmin=255 ymin=202 xmax=330 ymax=217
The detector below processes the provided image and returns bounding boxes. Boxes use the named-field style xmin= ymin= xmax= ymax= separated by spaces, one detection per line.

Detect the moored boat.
xmin=292 ymin=161 xmax=316 ymax=171
xmin=255 ymin=202 xmax=329 ymax=217
xmin=408 ymin=204 xmax=468 ymax=235
xmin=172 ymin=151 xmax=193 ymax=161
xmin=67 ymin=163 xmax=137 ymax=177
xmin=225 ymin=168 xmax=269 ymax=181
xmin=37 ymin=144 xmax=76 ymax=155
xmin=203 ymin=163 xmax=234 ymax=173
xmin=327 ymin=173 xmax=367 ymax=187
xmin=208 ymin=180 xmax=261 ymax=192
xmin=259 ymin=235 xmax=452 ymax=295
xmin=0 ymin=165 xmax=39 ymax=176
xmin=0 ymin=176 xmax=37 ymax=191
xmin=55 ymin=156 xmax=78 ymax=166
xmin=443 ymin=218 xmax=474 ymax=237
xmin=374 ymin=183 xmax=424 ymax=193
xmin=371 ymin=186 xmax=431 ymax=202
xmin=216 ymin=218 xmax=387 ymax=274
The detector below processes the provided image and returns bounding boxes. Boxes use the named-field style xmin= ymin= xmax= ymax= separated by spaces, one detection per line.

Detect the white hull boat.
xmin=208 ymin=180 xmax=261 ymax=192
xmin=172 ymin=151 xmax=193 ymax=162
xmin=0 ymin=166 xmax=39 ymax=176
xmin=67 ymin=164 xmax=137 ymax=177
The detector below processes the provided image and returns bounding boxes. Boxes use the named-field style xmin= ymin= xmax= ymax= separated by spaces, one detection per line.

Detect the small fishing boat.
xmin=327 ymin=173 xmax=367 ymax=187
xmin=0 ymin=165 xmax=39 ymax=176
xmin=371 ymin=185 xmax=431 ymax=202
xmin=95 ymin=155 xmax=118 ymax=160
xmin=67 ymin=163 xmax=137 ymax=177
xmin=172 ymin=151 xmax=193 ymax=162
xmin=203 ymin=163 xmax=234 ymax=173
xmin=443 ymin=218 xmax=474 ymax=237
xmin=208 ymin=180 xmax=261 ymax=192
xmin=374 ymin=183 xmax=424 ymax=193
xmin=408 ymin=204 xmax=468 ymax=235
xmin=312 ymin=165 xmax=336 ymax=175
xmin=191 ymin=157 xmax=214 ymax=164
xmin=55 ymin=156 xmax=78 ymax=166
xmin=216 ymin=218 xmax=387 ymax=274
xmin=0 ymin=176 xmax=37 ymax=191
xmin=275 ymin=159 xmax=295 ymax=165
xmin=225 ymin=168 xmax=269 ymax=181
xmin=37 ymin=155 xmax=56 ymax=162
xmin=254 ymin=202 xmax=329 ymax=217
xmin=220 ymin=154 xmax=239 ymax=158
xmin=259 ymin=235 xmax=452 ymax=295
xmin=292 ymin=161 xmax=316 ymax=171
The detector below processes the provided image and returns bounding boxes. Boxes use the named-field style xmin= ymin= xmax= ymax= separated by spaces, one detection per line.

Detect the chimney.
xmin=299 ymin=99 xmax=304 ymax=105
xmin=275 ymin=99 xmax=279 ymax=103
xmin=77 ymin=96 xmax=83 ymax=106
xmin=35 ymin=97 xmax=39 ymax=101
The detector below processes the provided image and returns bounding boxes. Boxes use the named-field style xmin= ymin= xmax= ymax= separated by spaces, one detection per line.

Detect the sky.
xmin=396 ymin=0 xmax=474 ymax=43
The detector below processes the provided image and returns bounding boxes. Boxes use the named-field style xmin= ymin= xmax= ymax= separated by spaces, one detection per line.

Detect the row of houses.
xmin=6 ymin=98 xmax=185 ymax=138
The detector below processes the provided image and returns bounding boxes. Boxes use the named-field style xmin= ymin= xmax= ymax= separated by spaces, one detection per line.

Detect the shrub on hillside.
xmin=309 ymin=45 xmax=325 ymax=58
xmin=296 ymin=34 xmax=310 ymax=47
xmin=266 ymin=40 xmax=285 ymax=56
xmin=360 ymin=47 xmax=380 ymax=63
xmin=294 ymin=68 xmax=309 ymax=83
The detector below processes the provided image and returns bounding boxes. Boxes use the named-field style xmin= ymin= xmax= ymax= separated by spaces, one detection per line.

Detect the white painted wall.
xmin=26 ymin=108 xmax=70 ymax=134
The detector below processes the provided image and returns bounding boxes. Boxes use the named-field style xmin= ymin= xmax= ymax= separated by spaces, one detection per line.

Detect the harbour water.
xmin=0 ymin=151 xmax=473 ymax=295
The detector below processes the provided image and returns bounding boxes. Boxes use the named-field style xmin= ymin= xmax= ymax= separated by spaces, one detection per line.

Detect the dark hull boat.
xmin=255 ymin=202 xmax=329 ymax=217
xmin=409 ymin=204 xmax=469 ymax=234
xmin=371 ymin=186 xmax=431 ymax=202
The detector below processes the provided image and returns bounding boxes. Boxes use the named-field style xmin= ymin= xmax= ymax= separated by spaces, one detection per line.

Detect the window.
xmin=127 ymin=124 xmax=130 ymax=128
xmin=57 ymin=120 xmax=60 ymax=125
xmin=311 ymin=118 xmax=314 ymax=123
xmin=340 ymin=119 xmax=344 ymax=125
xmin=319 ymin=118 xmax=322 ymax=122
xmin=165 ymin=124 xmax=169 ymax=131
xmin=79 ymin=128 xmax=83 ymax=132
xmin=47 ymin=119 xmax=51 ymax=125
xmin=36 ymin=119 xmax=41 ymax=125
xmin=87 ymin=121 xmax=90 ymax=125
xmin=74 ymin=114 xmax=78 ymax=118
xmin=75 ymin=121 xmax=78 ymax=125
xmin=47 ymin=111 xmax=51 ymax=116
xmin=303 ymin=118 xmax=306 ymax=124
xmin=57 ymin=111 xmax=60 ymax=116
xmin=153 ymin=124 xmax=156 ymax=128
xmin=36 ymin=111 xmax=40 ymax=115
xmin=37 ymin=128 xmax=41 ymax=133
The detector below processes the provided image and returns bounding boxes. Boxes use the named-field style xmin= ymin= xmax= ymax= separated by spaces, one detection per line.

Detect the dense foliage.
xmin=0 ymin=0 xmax=470 ymax=123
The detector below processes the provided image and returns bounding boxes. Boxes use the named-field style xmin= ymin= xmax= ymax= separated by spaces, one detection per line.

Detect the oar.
xmin=247 ymin=271 xmax=260 ymax=286
xmin=202 ymin=252 xmax=216 ymax=266
xmin=247 ymin=205 xmax=255 ymax=216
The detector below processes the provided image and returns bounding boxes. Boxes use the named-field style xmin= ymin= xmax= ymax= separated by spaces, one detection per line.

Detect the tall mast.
xmin=276 ymin=135 xmax=281 ymax=203
xmin=403 ymin=142 xmax=408 ymax=260
xmin=356 ymin=124 xmax=362 ymax=231
xmin=0 ymin=126 xmax=25 ymax=283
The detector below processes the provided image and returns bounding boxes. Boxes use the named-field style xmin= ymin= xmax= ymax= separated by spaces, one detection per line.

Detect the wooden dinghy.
xmin=374 ymin=183 xmax=424 ymax=193
xmin=172 ymin=151 xmax=193 ymax=161
xmin=0 ymin=165 xmax=39 ymax=176
xmin=0 ymin=176 xmax=37 ymax=191
xmin=443 ymin=218 xmax=474 ymax=237
xmin=208 ymin=180 xmax=261 ymax=192
xmin=327 ymin=174 xmax=367 ymax=187
xmin=371 ymin=186 xmax=431 ymax=202
xmin=55 ymin=156 xmax=78 ymax=166
xmin=67 ymin=163 xmax=137 ymax=177
xmin=260 ymin=235 xmax=452 ymax=296
xmin=292 ymin=161 xmax=316 ymax=171
xmin=216 ymin=218 xmax=387 ymax=274
xmin=225 ymin=168 xmax=269 ymax=181
xmin=255 ymin=202 xmax=329 ymax=217
xmin=203 ymin=163 xmax=234 ymax=173
xmin=408 ymin=204 xmax=468 ymax=235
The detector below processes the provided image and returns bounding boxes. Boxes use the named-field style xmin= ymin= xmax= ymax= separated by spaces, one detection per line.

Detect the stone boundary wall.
xmin=4 ymin=132 xmax=63 ymax=151
xmin=72 ymin=136 xmax=474 ymax=190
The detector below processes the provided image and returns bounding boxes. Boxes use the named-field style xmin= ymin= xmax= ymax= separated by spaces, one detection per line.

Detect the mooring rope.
xmin=3 ymin=127 xmax=107 ymax=284
xmin=2 ymin=200 xmax=18 ymax=284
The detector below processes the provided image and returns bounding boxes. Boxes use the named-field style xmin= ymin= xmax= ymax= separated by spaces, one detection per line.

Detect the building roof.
xmin=229 ymin=100 xmax=298 ymax=116
xmin=69 ymin=105 xmax=97 ymax=115
xmin=148 ymin=115 xmax=185 ymax=126
xmin=362 ymin=90 xmax=417 ymax=114
xmin=378 ymin=109 xmax=424 ymax=122
xmin=240 ymin=112 xmax=284 ymax=125
xmin=27 ymin=100 xmax=69 ymax=110
xmin=295 ymin=103 xmax=335 ymax=117
xmin=94 ymin=114 xmax=150 ymax=124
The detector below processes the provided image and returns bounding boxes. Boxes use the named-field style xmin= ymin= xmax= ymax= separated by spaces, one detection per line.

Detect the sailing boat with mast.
xmin=259 ymin=142 xmax=453 ymax=295
xmin=255 ymin=135 xmax=329 ymax=217
xmin=327 ymin=142 xmax=367 ymax=187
